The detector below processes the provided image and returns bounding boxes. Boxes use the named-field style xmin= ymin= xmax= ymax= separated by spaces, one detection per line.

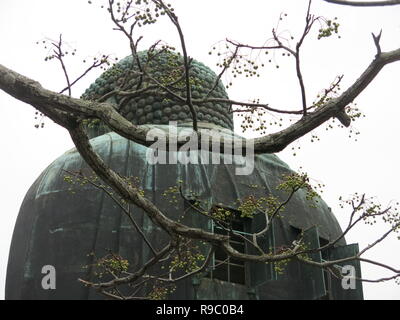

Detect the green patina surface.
xmin=7 ymin=52 xmax=363 ymax=300
xmin=81 ymin=50 xmax=233 ymax=131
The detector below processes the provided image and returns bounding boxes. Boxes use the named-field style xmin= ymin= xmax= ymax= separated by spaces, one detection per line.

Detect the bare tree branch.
xmin=107 ymin=0 xmax=144 ymax=86
xmin=59 ymin=57 xmax=110 ymax=95
xmin=295 ymin=0 xmax=315 ymax=115
xmin=205 ymin=44 xmax=239 ymax=100
xmin=79 ymin=242 xmax=173 ymax=289
xmin=325 ymin=0 xmax=400 ymax=6
xmin=372 ymin=30 xmax=383 ymax=56
xmin=145 ymin=246 xmax=215 ymax=283
xmin=65 ymin=123 xmax=324 ymax=266
xmin=152 ymin=0 xmax=198 ymax=131
xmin=53 ymin=34 xmax=72 ymax=96
xmin=2 ymin=39 xmax=400 ymax=153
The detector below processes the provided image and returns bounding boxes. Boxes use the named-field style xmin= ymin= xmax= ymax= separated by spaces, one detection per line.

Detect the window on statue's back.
xmin=207 ymin=208 xmax=251 ymax=285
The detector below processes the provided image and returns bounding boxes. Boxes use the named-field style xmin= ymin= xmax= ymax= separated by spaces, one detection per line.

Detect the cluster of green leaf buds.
xmin=318 ymin=18 xmax=340 ymax=39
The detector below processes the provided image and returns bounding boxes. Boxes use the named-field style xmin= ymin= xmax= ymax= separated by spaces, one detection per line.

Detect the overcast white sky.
xmin=0 ymin=0 xmax=399 ymax=300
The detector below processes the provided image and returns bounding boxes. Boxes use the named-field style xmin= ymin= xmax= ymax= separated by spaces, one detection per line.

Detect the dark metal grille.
xmin=208 ymin=215 xmax=249 ymax=285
